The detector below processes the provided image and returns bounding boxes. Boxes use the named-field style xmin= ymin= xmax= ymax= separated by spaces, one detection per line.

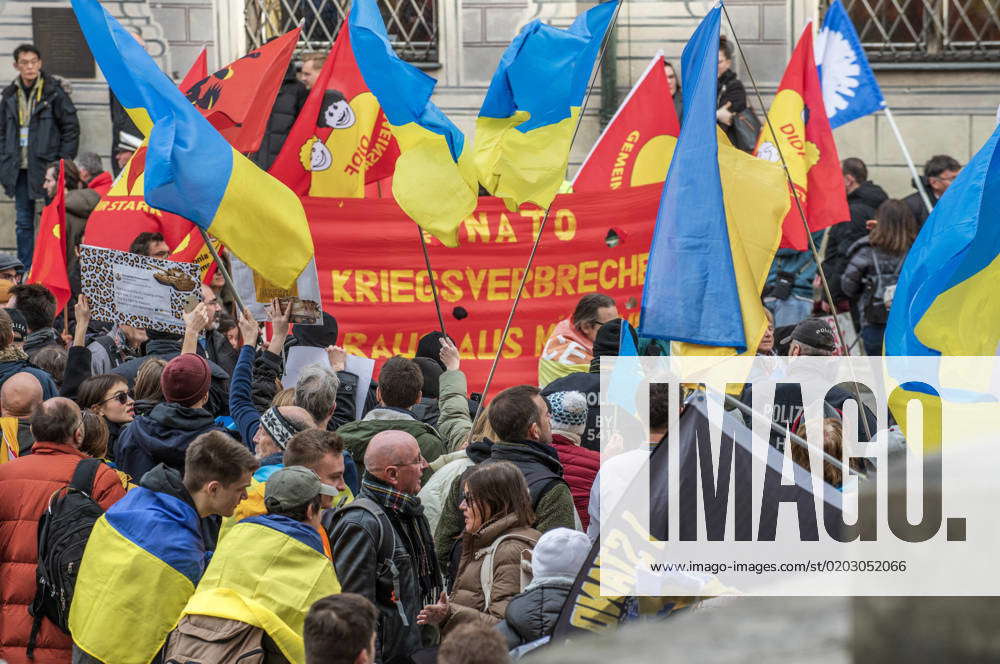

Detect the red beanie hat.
xmin=161 ymin=353 xmax=212 ymax=407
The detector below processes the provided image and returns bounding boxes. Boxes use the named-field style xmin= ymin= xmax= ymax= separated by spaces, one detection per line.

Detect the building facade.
xmin=0 ymin=0 xmax=995 ymax=246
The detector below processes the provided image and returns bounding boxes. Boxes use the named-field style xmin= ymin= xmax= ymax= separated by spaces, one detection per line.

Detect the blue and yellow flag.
xmin=179 ymin=515 xmax=341 ymax=664
xmin=638 ymin=5 xmax=746 ymax=350
xmin=69 ymin=486 xmax=206 ymax=664
xmin=475 ymin=1 xmax=617 ymax=212
xmin=70 ymin=0 xmax=313 ymax=288
xmin=349 ymin=0 xmax=476 ymax=246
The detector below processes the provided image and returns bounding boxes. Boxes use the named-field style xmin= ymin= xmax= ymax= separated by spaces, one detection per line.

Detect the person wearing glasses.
xmin=904 ymin=154 xmax=961 ymax=227
xmin=76 ymin=374 xmax=136 ymax=464
xmin=326 ymin=429 xmax=442 ymax=664
xmin=0 ymin=44 xmax=80 ymax=273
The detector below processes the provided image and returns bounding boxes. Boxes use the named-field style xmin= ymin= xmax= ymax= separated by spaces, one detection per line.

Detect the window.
xmin=845 ymin=0 xmax=1000 ymax=61
xmin=245 ymin=0 xmax=438 ymax=62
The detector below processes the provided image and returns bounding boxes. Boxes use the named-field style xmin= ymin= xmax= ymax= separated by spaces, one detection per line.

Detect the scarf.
xmin=0 ymin=345 xmax=27 ymax=363
xmin=362 ymin=473 xmax=441 ymax=605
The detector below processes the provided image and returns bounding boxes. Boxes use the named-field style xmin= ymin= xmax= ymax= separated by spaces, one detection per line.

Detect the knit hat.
xmin=415 ymin=331 xmax=447 ymax=370
xmin=259 ymin=406 xmax=308 ymax=449
xmin=293 ymin=312 xmax=339 ymax=348
xmin=531 ymin=528 xmax=591 ymax=582
xmin=413 ymin=357 xmax=443 ymax=399
xmin=545 ymin=391 xmax=588 ymax=437
xmin=160 ymin=353 xmax=211 ymax=407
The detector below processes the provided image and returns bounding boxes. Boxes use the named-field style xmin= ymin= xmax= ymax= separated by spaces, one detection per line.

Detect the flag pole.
xmin=722 ymin=7 xmax=872 ymax=440
xmin=417 ymin=228 xmax=447 ymax=337
xmin=882 ymin=105 xmax=933 ymax=213
xmin=464 ymin=0 xmax=626 ymax=444
xmin=197 ymin=228 xmax=248 ymax=312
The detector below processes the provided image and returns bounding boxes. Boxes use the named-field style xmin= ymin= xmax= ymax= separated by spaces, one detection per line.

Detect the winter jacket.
xmin=436 ymin=369 xmax=475 ymax=452
xmin=434 ymin=440 xmax=575 ymax=577
xmin=496 ymin=577 xmax=574 ymax=650
xmin=541 ymin=372 xmax=600 ymax=450
xmin=112 ymin=339 xmax=231 ymax=416
xmin=0 ymin=72 xmax=79 ymax=199
xmin=201 ymin=329 xmax=237 ymax=378
xmin=327 ymin=485 xmax=437 ymax=664
xmin=116 ymin=401 xmax=226 ymax=482
xmin=823 ymin=201 xmax=876 ymax=303
xmin=65 ymin=187 xmax=100 ymax=295
xmin=248 ymin=67 xmax=307 ymax=171
xmin=716 ymin=69 xmax=747 ymax=149
xmin=0 ymin=441 xmax=125 ymax=664
xmin=550 ymin=434 xmax=599 ymax=531
xmin=87 ymin=325 xmax=141 ymax=375
xmin=86 ymin=171 xmax=112 ymax=196
xmin=840 ymin=237 xmax=907 ymax=327
xmin=410 ymin=397 xmax=439 ymax=428
xmin=21 ymin=329 xmax=61 ymax=364
xmin=849 ymin=180 xmax=888 ymax=212
xmin=443 ymin=514 xmax=538 ymax=636
xmin=0 ymin=346 xmax=58 ymax=399
xmin=59 ymin=345 xmax=92 ymax=400
xmin=337 ymin=407 xmax=446 ymax=483
xmin=903 ymin=187 xmax=938 ymax=228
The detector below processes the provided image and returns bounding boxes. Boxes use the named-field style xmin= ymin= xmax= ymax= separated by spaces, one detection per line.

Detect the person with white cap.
xmin=496 ymin=527 xmax=592 ymax=651
xmin=165 ymin=465 xmax=341 ymax=664
xmin=545 ymin=391 xmax=599 ymax=530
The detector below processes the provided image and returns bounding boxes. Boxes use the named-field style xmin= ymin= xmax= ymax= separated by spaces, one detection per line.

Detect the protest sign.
xmin=80 ymin=245 xmax=201 ymax=334
xmin=305 ymin=182 xmax=661 ymax=392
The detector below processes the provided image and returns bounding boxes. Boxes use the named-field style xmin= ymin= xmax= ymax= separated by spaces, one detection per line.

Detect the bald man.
xmin=1 ymin=371 xmax=42 ymax=454
xmin=326 ymin=430 xmax=440 ymax=664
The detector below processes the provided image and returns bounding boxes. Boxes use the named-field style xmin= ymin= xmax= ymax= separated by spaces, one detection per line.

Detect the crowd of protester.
xmin=0 ymin=36 xmax=958 ymax=664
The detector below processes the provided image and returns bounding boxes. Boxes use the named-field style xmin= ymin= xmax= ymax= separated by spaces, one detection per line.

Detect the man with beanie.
xmin=546 ymin=391 xmax=599 ymax=530
xmin=496 ymin=528 xmax=592 ymax=651
xmin=542 ymin=318 xmax=636 ymax=450
xmin=117 ymin=353 xmax=228 ymax=482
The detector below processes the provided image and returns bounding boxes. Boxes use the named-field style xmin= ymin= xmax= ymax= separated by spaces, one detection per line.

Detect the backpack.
xmin=163 ymin=614 xmax=266 ymax=664
xmin=323 ymin=498 xmax=409 ymax=626
xmin=476 ymin=533 xmax=537 ymax=613
xmin=27 ymin=458 xmax=104 ymax=657
xmin=863 ymin=251 xmax=902 ymax=325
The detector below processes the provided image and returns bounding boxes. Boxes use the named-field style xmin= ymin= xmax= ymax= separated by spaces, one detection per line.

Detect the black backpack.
xmin=863 ymin=251 xmax=902 ymax=325
xmin=27 ymin=457 xmax=105 ymax=658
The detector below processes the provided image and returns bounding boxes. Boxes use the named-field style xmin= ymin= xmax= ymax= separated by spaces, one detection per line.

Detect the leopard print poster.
xmin=80 ymin=245 xmax=203 ymax=334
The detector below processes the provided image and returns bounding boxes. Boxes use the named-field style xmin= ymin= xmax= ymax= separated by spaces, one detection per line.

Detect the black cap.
xmin=0 ymin=253 xmax=23 ymax=274
xmin=780 ymin=318 xmax=837 ymax=352
xmin=6 ymin=308 xmax=28 ymax=342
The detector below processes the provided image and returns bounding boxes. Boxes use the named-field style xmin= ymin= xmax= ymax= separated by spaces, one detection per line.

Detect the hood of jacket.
xmin=123 ymin=403 xmax=220 ymax=467
xmin=502 ymin=580 xmax=574 ymax=646
xmin=848 ymin=180 xmax=888 ymax=211
xmin=362 ymin=406 xmax=417 ymax=422
xmin=410 ymin=397 xmax=440 ymax=426
xmin=491 ymin=439 xmax=564 ymax=476
xmin=140 ymin=462 xmax=198 ymax=512
xmin=466 ymin=438 xmax=493 ymax=464
xmin=23 ymin=327 xmax=59 ymax=353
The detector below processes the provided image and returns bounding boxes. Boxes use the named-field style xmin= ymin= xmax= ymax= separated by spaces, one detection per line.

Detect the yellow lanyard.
xmin=17 ymin=77 xmax=44 ymax=126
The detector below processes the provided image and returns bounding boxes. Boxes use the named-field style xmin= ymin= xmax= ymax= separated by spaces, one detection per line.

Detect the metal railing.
xmin=844 ymin=0 xmax=1000 ymax=61
xmin=245 ymin=0 xmax=437 ymax=62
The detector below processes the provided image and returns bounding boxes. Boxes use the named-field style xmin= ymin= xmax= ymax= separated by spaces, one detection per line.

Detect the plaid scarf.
xmin=362 ymin=473 xmax=441 ymax=605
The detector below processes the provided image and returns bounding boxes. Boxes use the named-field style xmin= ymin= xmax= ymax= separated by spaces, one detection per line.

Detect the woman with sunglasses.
xmin=77 ymin=374 xmax=135 ymax=462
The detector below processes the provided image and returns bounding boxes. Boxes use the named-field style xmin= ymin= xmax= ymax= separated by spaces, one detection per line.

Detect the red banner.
xmin=306 ymin=184 xmax=661 ymax=393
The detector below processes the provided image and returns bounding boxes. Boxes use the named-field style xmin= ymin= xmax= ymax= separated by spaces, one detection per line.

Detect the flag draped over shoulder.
xmin=179 ymin=516 xmax=341 ymax=664
xmin=69 ymin=487 xmax=206 ymax=664
xmin=184 ymin=29 xmax=300 ymax=152
xmin=27 ymin=160 xmax=71 ymax=312
xmin=815 ymin=0 xmax=885 ymax=129
xmin=270 ymin=25 xmax=399 ymax=198
xmin=349 ymin=0 xmax=476 ymax=246
xmin=756 ymin=24 xmax=849 ymax=250
xmin=638 ymin=5 xmax=746 ymax=350
xmin=475 ymin=0 xmax=617 ymax=211
xmin=573 ymin=52 xmax=679 ymax=192
xmin=70 ymin=0 xmax=312 ymax=288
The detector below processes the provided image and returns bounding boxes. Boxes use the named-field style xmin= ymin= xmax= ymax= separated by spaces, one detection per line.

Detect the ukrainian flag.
xmin=475 ymin=1 xmax=617 ymax=212
xmin=70 ymin=0 xmax=313 ymax=288
xmin=349 ymin=0 xmax=476 ymax=247
xmin=179 ymin=515 xmax=340 ymax=664
xmin=884 ymin=124 xmax=1000 ymax=450
xmin=69 ymin=485 xmax=207 ymax=664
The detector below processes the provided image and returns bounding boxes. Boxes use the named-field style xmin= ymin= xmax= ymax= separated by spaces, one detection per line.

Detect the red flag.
xmin=179 ymin=47 xmax=208 ymax=93
xmin=27 ymin=160 xmax=71 ymax=312
xmin=183 ymin=28 xmax=300 ymax=153
xmin=573 ymin=53 xmax=679 ymax=192
xmin=755 ymin=25 xmax=849 ymax=250
xmin=269 ymin=26 xmax=400 ymax=198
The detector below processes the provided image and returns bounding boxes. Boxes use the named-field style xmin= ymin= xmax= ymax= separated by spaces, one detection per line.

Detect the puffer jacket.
xmin=115 ymin=401 xmax=226 ymax=482
xmin=0 ymin=441 xmax=125 ymax=664
xmin=550 ymin=434 xmax=599 ymax=531
xmin=443 ymin=514 xmax=538 ymax=636
xmin=248 ymin=66 xmax=307 ymax=171
xmin=496 ymin=577 xmax=574 ymax=650
xmin=840 ymin=237 xmax=907 ymax=327
xmin=0 ymin=72 xmax=79 ymax=199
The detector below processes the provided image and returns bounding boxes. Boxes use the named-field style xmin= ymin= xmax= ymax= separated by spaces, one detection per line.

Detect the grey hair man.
xmin=295 ymin=364 xmax=340 ymax=429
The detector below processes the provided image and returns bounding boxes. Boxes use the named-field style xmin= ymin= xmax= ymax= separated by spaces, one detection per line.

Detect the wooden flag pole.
xmin=197 ymin=228 xmax=248 ymax=313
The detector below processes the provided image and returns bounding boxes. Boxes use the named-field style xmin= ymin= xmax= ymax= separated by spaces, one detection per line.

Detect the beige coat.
xmin=443 ymin=513 xmax=539 ymax=635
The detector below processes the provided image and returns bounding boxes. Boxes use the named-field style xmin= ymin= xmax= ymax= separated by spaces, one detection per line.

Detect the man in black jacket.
xmin=0 ymin=44 xmax=79 ymax=271
xmin=327 ymin=430 xmax=442 ymax=664
xmin=903 ymin=154 xmax=961 ymax=227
